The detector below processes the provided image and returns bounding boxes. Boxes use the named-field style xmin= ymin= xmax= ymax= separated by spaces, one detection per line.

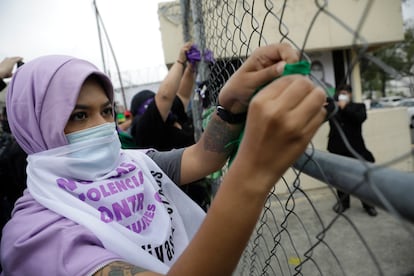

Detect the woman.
xmin=1 ymin=43 xmax=326 ymax=275
xmin=129 ymin=42 xmax=197 ymax=151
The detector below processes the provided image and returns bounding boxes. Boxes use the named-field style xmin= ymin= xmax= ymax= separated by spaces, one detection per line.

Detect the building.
xmin=157 ymin=0 xmax=405 ymax=102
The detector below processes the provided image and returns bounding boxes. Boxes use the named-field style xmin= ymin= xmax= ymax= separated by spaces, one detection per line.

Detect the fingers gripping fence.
xmin=176 ymin=0 xmax=414 ymax=275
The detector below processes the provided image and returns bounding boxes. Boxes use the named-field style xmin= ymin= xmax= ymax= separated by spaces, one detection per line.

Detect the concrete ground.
xmin=232 ymin=126 xmax=414 ymax=275
xmin=235 ymin=187 xmax=414 ymax=276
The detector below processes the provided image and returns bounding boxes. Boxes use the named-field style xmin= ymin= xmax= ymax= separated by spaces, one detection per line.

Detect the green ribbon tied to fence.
xmin=226 ymin=60 xmax=312 ymax=165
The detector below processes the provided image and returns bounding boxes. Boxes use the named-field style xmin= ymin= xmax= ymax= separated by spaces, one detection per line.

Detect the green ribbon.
xmin=282 ymin=60 xmax=311 ymax=76
xmin=227 ymin=60 xmax=311 ymax=165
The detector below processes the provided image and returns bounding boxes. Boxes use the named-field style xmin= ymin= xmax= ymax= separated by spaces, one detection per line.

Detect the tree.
xmin=360 ymin=26 xmax=414 ymax=98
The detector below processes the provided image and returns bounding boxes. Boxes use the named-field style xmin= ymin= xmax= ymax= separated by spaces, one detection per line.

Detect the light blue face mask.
xmin=66 ymin=122 xmax=116 ymax=144
xmin=64 ymin=122 xmax=120 ymax=178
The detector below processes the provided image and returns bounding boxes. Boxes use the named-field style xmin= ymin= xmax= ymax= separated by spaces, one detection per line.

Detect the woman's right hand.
xmin=232 ymin=74 xmax=327 ymax=189
xmin=178 ymin=42 xmax=193 ymax=64
xmin=217 ymin=43 xmax=299 ymax=115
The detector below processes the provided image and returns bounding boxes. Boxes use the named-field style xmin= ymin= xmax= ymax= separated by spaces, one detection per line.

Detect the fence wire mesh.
xmin=179 ymin=0 xmax=414 ymax=275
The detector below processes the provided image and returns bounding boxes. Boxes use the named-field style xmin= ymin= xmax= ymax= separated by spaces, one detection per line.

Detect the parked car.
xmin=378 ymin=96 xmax=403 ymax=107
xmin=369 ymin=100 xmax=384 ymax=109
xmin=396 ymin=98 xmax=414 ymax=128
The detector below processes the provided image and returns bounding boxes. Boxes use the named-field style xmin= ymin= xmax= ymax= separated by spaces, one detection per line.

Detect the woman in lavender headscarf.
xmin=1 ymin=43 xmax=326 ymax=275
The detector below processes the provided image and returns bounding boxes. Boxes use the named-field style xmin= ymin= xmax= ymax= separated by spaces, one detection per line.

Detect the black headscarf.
xmin=130 ymin=90 xmax=156 ymax=117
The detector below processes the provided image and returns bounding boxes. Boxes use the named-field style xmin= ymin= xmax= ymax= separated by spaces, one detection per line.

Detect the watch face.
xmin=216 ymin=105 xmax=246 ymax=124
xmin=216 ymin=105 xmax=230 ymax=122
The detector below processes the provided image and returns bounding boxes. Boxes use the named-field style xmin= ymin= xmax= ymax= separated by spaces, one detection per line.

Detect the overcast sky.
xmin=0 ymin=0 xmax=173 ymax=84
xmin=0 ymin=0 xmax=413 ymax=85
xmin=403 ymin=0 xmax=414 ymax=22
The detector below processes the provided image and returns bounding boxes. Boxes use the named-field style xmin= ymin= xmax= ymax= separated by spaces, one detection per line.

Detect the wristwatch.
xmin=216 ymin=105 xmax=247 ymax=124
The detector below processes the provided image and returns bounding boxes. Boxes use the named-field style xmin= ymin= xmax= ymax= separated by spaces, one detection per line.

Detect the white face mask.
xmin=338 ymin=94 xmax=350 ymax=103
xmin=64 ymin=122 xmax=120 ymax=179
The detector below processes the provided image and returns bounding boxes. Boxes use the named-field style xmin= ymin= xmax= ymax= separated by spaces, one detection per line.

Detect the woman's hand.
xmin=0 ymin=56 xmax=23 ymax=79
xmin=232 ymin=75 xmax=327 ymax=188
xmin=218 ymin=43 xmax=299 ymax=114
xmin=178 ymin=42 xmax=193 ymax=64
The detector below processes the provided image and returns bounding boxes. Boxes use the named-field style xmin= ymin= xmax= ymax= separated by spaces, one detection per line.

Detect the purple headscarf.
xmin=6 ymin=55 xmax=114 ymax=155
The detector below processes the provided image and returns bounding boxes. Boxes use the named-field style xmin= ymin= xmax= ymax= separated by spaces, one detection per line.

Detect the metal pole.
xmin=189 ymin=0 xmax=209 ymax=141
xmin=93 ymin=0 xmax=127 ymax=108
xmin=294 ymin=149 xmax=414 ymax=223
xmin=93 ymin=0 xmax=107 ymax=74
xmin=180 ymin=0 xmax=191 ymax=42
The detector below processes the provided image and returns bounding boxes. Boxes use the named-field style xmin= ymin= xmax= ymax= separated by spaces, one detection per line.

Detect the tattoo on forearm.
xmin=203 ymin=116 xmax=242 ymax=155
xmin=94 ymin=261 xmax=146 ymax=276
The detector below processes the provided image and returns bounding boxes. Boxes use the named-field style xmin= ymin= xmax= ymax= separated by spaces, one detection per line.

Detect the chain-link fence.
xmin=172 ymin=0 xmax=414 ymax=275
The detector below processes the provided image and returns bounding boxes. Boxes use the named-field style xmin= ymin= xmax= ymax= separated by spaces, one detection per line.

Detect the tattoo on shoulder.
xmin=94 ymin=261 xmax=147 ymax=276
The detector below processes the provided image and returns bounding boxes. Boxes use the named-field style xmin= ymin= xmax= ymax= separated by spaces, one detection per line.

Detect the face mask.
xmin=64 ymin=123 xmax=120 ymax=178
xmin=66 ymin=122 xmax=116 ymax=144
xmin=338 ymin=94 xmax=350 ymax=103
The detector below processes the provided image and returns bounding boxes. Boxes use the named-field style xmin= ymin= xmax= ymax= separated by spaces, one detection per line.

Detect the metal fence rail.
xmin=295 ymin=149 xmax=414 ymax=224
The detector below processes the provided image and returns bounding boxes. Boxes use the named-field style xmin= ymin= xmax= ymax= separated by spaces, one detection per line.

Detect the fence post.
xmin=189 ymin=0 xmax=209 ymax=141
xmin=180 ymin=0 xmax=191 ymax=42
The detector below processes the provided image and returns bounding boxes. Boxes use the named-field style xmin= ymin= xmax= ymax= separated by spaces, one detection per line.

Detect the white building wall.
xmin=158 ymin=0 xmax=405 ymax=64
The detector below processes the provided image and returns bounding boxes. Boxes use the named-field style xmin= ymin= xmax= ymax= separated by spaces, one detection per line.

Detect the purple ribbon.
xmin=186 ymin=45 xmax=215 ymax=66
xmin=136 ymin=97 xmax=154 ymax=116
xmin=203 ymin=49 xmax=214 ymax=63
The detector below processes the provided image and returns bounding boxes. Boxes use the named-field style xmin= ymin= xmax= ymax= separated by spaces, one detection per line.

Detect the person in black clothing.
xmin=130 ymin=42 xmax=196 ymax=150
xmin=0 ymin=120 xmax=28 ymax=231
xmin=130 ymin=90 xmax=195 ymax=151
xmin=327 ymin=84 xmax=377 ymax=216
xmin=0 ymin=56 xmax=24 ymax=273
xmin=130 ymin=42 xmax=212 ymax=211
xmin=0 ymin=56 xmax=28 ymax=241
xmin=0 ymin=108 xmax=28 ymax=276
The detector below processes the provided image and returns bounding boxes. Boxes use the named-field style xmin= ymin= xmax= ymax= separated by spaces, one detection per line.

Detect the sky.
xmin=0 ymin=0 xmax=173 ymax=85
xmin=0 ymin=0 xmax=413 ymax=86
xmin=402 ymin=0 xmax=414 ymax=25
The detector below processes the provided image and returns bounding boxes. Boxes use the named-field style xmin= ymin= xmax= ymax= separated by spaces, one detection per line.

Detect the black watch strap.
xmin=216 ymin=105 xmax=247 ymax=124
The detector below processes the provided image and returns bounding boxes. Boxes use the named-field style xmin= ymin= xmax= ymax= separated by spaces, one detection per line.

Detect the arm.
xmin=0 ymin=56 xmax=23 ymax=91
xmin=117 ymin=117 xmax=132 ymax=132
xmin=176 ymin=63 xmax=196 ymax=111
xmin=155 ymin=42 xmax=193 ymax=121
xmin=0 ymin=56 xmax=23 ymax=79
xmin=180 ymin=43 xmax=302 ymax=183
xmin=94 ymin=43 xmax=327 ymax=276
xmin=171 ymin=49 xmax=327 ymax=275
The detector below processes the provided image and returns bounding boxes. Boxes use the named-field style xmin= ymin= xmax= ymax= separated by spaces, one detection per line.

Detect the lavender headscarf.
xmin=6 ymin=55 xmax=114 ymax=155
